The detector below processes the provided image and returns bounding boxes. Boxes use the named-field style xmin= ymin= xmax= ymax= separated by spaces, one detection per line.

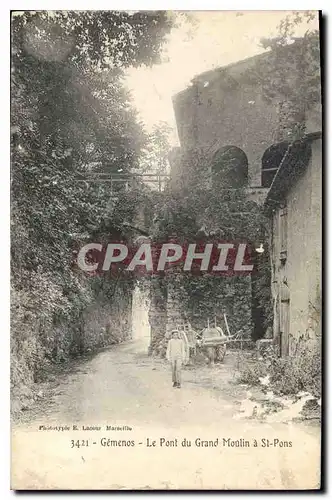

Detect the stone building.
xmin=170 ymin=51 xmax=280 ymax=192
xmin=173 ymin=54 xmax=272 ymax=187
xmin=159 ymin=52 xmax=281 ymax=351
xmin=170 ymin=47 xmax=320 ymax=195
xmin=264 ymin=132 xmax=322 ymax=356
xmin=150 ymin=48 xmax=321 ymax=357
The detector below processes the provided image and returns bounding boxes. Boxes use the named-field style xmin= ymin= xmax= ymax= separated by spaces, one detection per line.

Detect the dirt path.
xmin=11 ymin=339 xmax=321 ymax=490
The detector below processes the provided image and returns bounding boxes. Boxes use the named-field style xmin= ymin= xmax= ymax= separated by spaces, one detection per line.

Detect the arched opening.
xmin=261 ymin=142 xmax=289 ymax=188
xmin=211 ymin=146 xmax=248 ymax=188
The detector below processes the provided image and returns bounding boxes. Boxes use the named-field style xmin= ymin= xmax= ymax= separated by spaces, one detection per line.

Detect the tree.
xmin=139 ymin=121 xmax=172 ymax=174
xmin=11 ymin=11 xmax=173 ymax=404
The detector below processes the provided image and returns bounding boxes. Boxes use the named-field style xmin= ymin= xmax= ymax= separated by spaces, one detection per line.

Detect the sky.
xmin=125 ymin=11 xmax=319 ymax=146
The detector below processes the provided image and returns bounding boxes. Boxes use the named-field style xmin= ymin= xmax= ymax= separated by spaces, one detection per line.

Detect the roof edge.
xmin=264 ymin=131 xmax=322 ymax=212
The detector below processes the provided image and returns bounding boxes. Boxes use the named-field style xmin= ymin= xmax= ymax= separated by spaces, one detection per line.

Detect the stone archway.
xmin=211 ymin=146 xmax=248 ymax=188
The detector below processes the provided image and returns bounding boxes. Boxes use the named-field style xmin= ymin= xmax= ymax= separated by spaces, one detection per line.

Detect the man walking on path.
xmin=166 ymin=330 xmax=188 ymax=388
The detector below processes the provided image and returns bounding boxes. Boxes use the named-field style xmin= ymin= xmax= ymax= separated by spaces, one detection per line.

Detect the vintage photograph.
xmin=11 ymin=10 xmax=322 ymax=490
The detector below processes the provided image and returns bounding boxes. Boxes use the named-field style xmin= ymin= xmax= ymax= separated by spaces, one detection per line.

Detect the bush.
xmin=237 ymin=339 xmax=321 ymax=398
xmin=269 ymin=341 xmax=321 ymax=397
xmin=237 ymin=359 xmax=268 ymax=386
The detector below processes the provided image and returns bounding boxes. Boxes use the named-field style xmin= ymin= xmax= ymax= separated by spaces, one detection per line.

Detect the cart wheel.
xmin=216 ymin=344 xmax=227 ymax=362
xmin=206 ymin=346 xmax=215 ymax=365
xmin=220 ymin=344 xmax=227 ymax=362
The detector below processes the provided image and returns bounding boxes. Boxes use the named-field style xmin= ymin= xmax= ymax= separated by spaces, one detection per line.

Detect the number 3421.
xmin=71 ymin=439 xmax=89 ymax=448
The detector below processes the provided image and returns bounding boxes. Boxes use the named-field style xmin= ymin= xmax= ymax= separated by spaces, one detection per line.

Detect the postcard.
xmin=11 ymin=10 xmax=322 ymax=490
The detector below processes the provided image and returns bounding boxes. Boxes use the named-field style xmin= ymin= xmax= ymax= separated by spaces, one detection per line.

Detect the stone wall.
xmin=269 ymin=138 xmax=322 ymax=354
xmin=172 ymin=54 xmax=281 ymax=187
xmin=172 ymin=51 xmax=319 ymax=190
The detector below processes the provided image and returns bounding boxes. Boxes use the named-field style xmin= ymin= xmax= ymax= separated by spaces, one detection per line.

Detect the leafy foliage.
xmin=139 ymin=121 xmax=173 ymax=174
xmin=238 ymin=339 xmax=321 ymax=398
xmin=151 ymin=172 xmax=270 ymax=335
xmin=237 ymin=358 xmax=268 ymax=386
xmin=11 ymin=11 xmax=172 ymax=406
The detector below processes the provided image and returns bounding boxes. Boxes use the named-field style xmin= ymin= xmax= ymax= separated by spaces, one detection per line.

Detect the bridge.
xmin=77 ymin=172 xmax=171 ymax=194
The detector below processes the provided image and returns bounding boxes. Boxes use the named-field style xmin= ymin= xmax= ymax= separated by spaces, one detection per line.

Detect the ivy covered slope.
xmin=11 ymin=11 xmax=172 ymax=412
